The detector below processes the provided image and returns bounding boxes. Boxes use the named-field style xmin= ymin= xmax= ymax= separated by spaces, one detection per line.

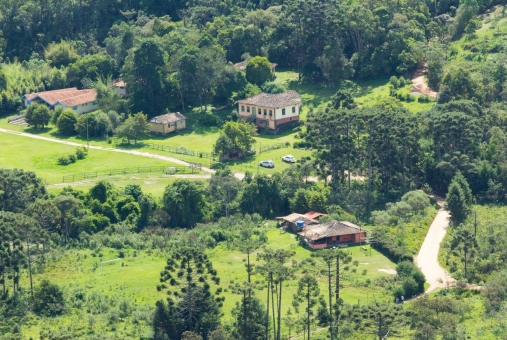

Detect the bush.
xmin=371 ymin=230 xmax=413 ymax=263
xmin=395 ymin=261 xmax=425 ymax=298
xmin=33 ymin=280 xmax=65 ymax=316
xmin=261 ymin=81 xmax=287 ymax=94
xmin=418 ymin=94 xmax=431 ymax=103
xmin=75 ymin=147 xmax=88 ymax=160
xmin=56 ymin=109 xmax=78 ymax=135
xmin=57 ymin=155 xmax=71 ymax=165
xmin=199 ymin=113 xmax=220 ymax=126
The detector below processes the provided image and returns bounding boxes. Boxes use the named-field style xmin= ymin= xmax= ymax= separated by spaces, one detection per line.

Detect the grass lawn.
xmin=47 ymin=173 xmax=207 ymax=197
xmin=17 ymin=229 xmax=397 ymax=339
xmin=0 ymin=132 xmax=184 ymax=185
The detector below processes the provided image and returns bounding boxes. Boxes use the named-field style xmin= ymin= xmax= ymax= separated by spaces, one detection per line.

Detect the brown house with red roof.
xmin=22 ymin=88 xmax=98 ymax=114
xmin=299 ymin=221 xmax=366 ymax=249
xmin=237 ymin=90 xmax=301 ymax=130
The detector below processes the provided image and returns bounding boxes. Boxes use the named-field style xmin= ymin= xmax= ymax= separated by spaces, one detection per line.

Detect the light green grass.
xmin=0 ymin=132 xmax=184 ymax=184
xmin=18 ymin=229 xmax=397 ymax=339
xmin=47 ymin=173 xmax=206 ymax=197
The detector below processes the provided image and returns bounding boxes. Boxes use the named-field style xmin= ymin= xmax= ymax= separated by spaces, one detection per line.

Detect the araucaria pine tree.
xmin=156 ymin=246 xmax=223 ymax=339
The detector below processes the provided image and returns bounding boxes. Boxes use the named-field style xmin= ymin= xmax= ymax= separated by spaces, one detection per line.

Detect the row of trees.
xmin=302 ymin=95 xmax=507 ymax=208
xmin=0 ymin=0 xmax=498 ymax=116
xmin=153 ymin=240 xmax=366 ymax=340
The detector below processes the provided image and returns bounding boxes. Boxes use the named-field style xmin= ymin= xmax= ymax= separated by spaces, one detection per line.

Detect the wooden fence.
xmin=62 ymin=165 xmax=202 ymax=183
xmin=144 ymin=143 xmax=214 ymax=159
xmin=260 ymin=143 xmax=286 ymax=153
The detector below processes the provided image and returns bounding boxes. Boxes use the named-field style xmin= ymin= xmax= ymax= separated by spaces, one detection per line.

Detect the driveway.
xmin=415 ymin=195 xmax=455 ymax=292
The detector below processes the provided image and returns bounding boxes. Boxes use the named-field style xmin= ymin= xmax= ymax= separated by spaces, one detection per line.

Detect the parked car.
xmin=282 ymin=155 xmax=296 ymax=163
xmin=259 ymin=160 xmax=275 ymax=168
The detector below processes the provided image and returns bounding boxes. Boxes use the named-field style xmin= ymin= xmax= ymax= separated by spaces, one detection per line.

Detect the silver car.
xmin=282 ymin=155 xmax=296 ymax=163
xmin=259 ymin=160 xmax=275 ymax=168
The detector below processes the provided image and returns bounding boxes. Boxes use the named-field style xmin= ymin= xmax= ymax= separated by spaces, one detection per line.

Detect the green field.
xmin=0 ymin=69 xmax=435 ymax=182
xmin=18 ymin=229 xmax=397 ymax=339
xmin=0 ymin=131 xmax=186 ymax=185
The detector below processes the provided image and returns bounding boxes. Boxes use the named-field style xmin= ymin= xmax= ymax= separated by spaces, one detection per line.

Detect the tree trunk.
xmin=328 ymin=262 xmax=334 ymax=340
xmin=266 ymin=275 xmax=270 ymax=340
xmin=28 ymin=243 xmax=33 ymax=298
xmin=277 ymin=280 xmax=282 ymax=340
xmin=271 ymin=278 xmax=276 ymax=340
xmin=307 ymin=284 xmax=311 ymax=340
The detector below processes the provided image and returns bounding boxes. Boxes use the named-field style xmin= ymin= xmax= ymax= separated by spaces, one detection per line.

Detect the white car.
xmin=259 ymin=160 xmax=275 ymax=168
xmin=282 ymin=155 xmax=296 ymax=163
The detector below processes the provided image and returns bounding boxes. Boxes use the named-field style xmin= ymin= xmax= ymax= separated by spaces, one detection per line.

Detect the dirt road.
xmin=0 ymin=127 xmax=242 ymax=177
xmin=416 ymin=195 xmax=454 ymax=293
xmin=411 ymin=66 xmax=438 ymax=98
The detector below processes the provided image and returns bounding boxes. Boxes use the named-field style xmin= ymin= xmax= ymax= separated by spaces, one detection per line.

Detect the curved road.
xmin=415 ymin=195 xmax=454 ymax=292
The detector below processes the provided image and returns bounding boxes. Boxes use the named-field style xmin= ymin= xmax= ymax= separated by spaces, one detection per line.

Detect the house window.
xmin=292 ymin=106 xmax=296 ymax=113
xmin=93 ymin=101 xmax=97 ymax=105
xmin=241 ymin=105 xmax=245 ymax=112
xmin=247 ymin=106 xmax=250 ymax=113
xmin=72 ymin=106 xmax=77 ymax=110
xmin=282 ymin=108 xmax=286 ymax=115
xmin=258 ymin=111 xmax=262 ymax=115
xmin=264 ymin=109 xmax=267 ymax=115
xmin=269 ymin=110 xmax=272 ymax=117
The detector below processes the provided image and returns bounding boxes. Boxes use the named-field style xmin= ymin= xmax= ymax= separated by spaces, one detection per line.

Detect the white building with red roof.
xmin=237 ymin=90 xmax=301 ymax=130
xmin=22 ymin=87 xmax=98 ymax=114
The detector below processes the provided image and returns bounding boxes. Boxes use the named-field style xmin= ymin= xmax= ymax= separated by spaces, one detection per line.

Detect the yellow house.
xmin=237 ymin=90 xmax=301 ymax=131
xmin=149 ymin=112 xmax=188 ymax=134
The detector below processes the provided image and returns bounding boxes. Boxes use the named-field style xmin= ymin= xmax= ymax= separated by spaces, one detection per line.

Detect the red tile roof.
xmin=24 ymin=88 xmax=97 ymax=107
xmin=237 ymin=90 xmax=301 ymax=108
xmin=304 ymin=211 xmax=326 ymax=219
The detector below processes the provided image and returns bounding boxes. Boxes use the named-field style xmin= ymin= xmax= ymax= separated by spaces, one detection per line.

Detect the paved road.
xmin=415 ymin=195 xmax=455 ymax=293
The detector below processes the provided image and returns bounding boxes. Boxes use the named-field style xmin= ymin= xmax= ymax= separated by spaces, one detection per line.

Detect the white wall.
xmin=274 ymin=104 xmax=300 ymax=120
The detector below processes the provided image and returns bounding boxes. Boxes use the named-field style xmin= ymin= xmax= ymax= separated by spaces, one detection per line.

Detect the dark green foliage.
xmin=66 ymin=54 xmax=115 ymax=87
xmin=231 ymin=294 xmax=266 ymax=340
xmin=33 ymin=280 xmax=65 ymax=316
xmin=395 ymin=261 xmax=425 ymax=298
xmin=157 ymin=246 xmax=221 ymax=338
xmin=261 ymin=81 xmax=286 ymax=94
xmin=445 ymin=172 xmax=473 ymax=224
xmin=162 ymin=180 xmax=206 ymax=228
xmin=25 ymin=104 xmax=51 ymax=129
xmin=371 ymin=229 xmax=414 ymax=263
xmin=0 ymin=169 xmax=47 ymax=213
xmin=214 ymin=121 xmax=257 ymax=160
xmin=56 ymin=109 xmax=78 ymax=136
xmin=115 ymin=112 xmax=150 ymax=144
xmin=75 ymin=111 xmax=113 ymax=138
xmin=246 ymin=56 xmax=272 ymax=86
xmin=410 ymin=296 xmax=469 ymax=339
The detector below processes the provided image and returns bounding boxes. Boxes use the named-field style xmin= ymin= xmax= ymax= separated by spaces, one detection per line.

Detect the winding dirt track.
xmin=415 ymin=195 xmax=455 ymax=293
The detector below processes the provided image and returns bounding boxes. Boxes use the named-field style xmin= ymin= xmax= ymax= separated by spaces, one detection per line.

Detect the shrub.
xmin=56 ymin=109 xmax=78 ymax=135
xmin=75 ymin=147 xmax=87 ymax=160
xmin=418 ymin=94 xmax=431 ymax=103
xmin=371 ymin=230 xmax=413 ymax=263
xmin=199 ymin=113 xmax=220 ymax=126
xmin=68 ymin=154 xmax=76 ymax=163
xmin=33 ymin=280 xmax=65 ymax=316
xmin=395 ymin=261 xmax=425 ymax=298
xmin=389 ymin=76 xmax=400 ymax=89
xmin=57 ymin=155 xmax=71 ymax=165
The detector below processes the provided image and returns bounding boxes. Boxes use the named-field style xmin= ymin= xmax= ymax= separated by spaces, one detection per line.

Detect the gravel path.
xmin=416 ymin=195 xmax=455 ymax=293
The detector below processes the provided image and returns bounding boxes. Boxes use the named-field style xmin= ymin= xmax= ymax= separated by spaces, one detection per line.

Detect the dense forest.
xmin=4 ymin=0 xmax=507 ymax=339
